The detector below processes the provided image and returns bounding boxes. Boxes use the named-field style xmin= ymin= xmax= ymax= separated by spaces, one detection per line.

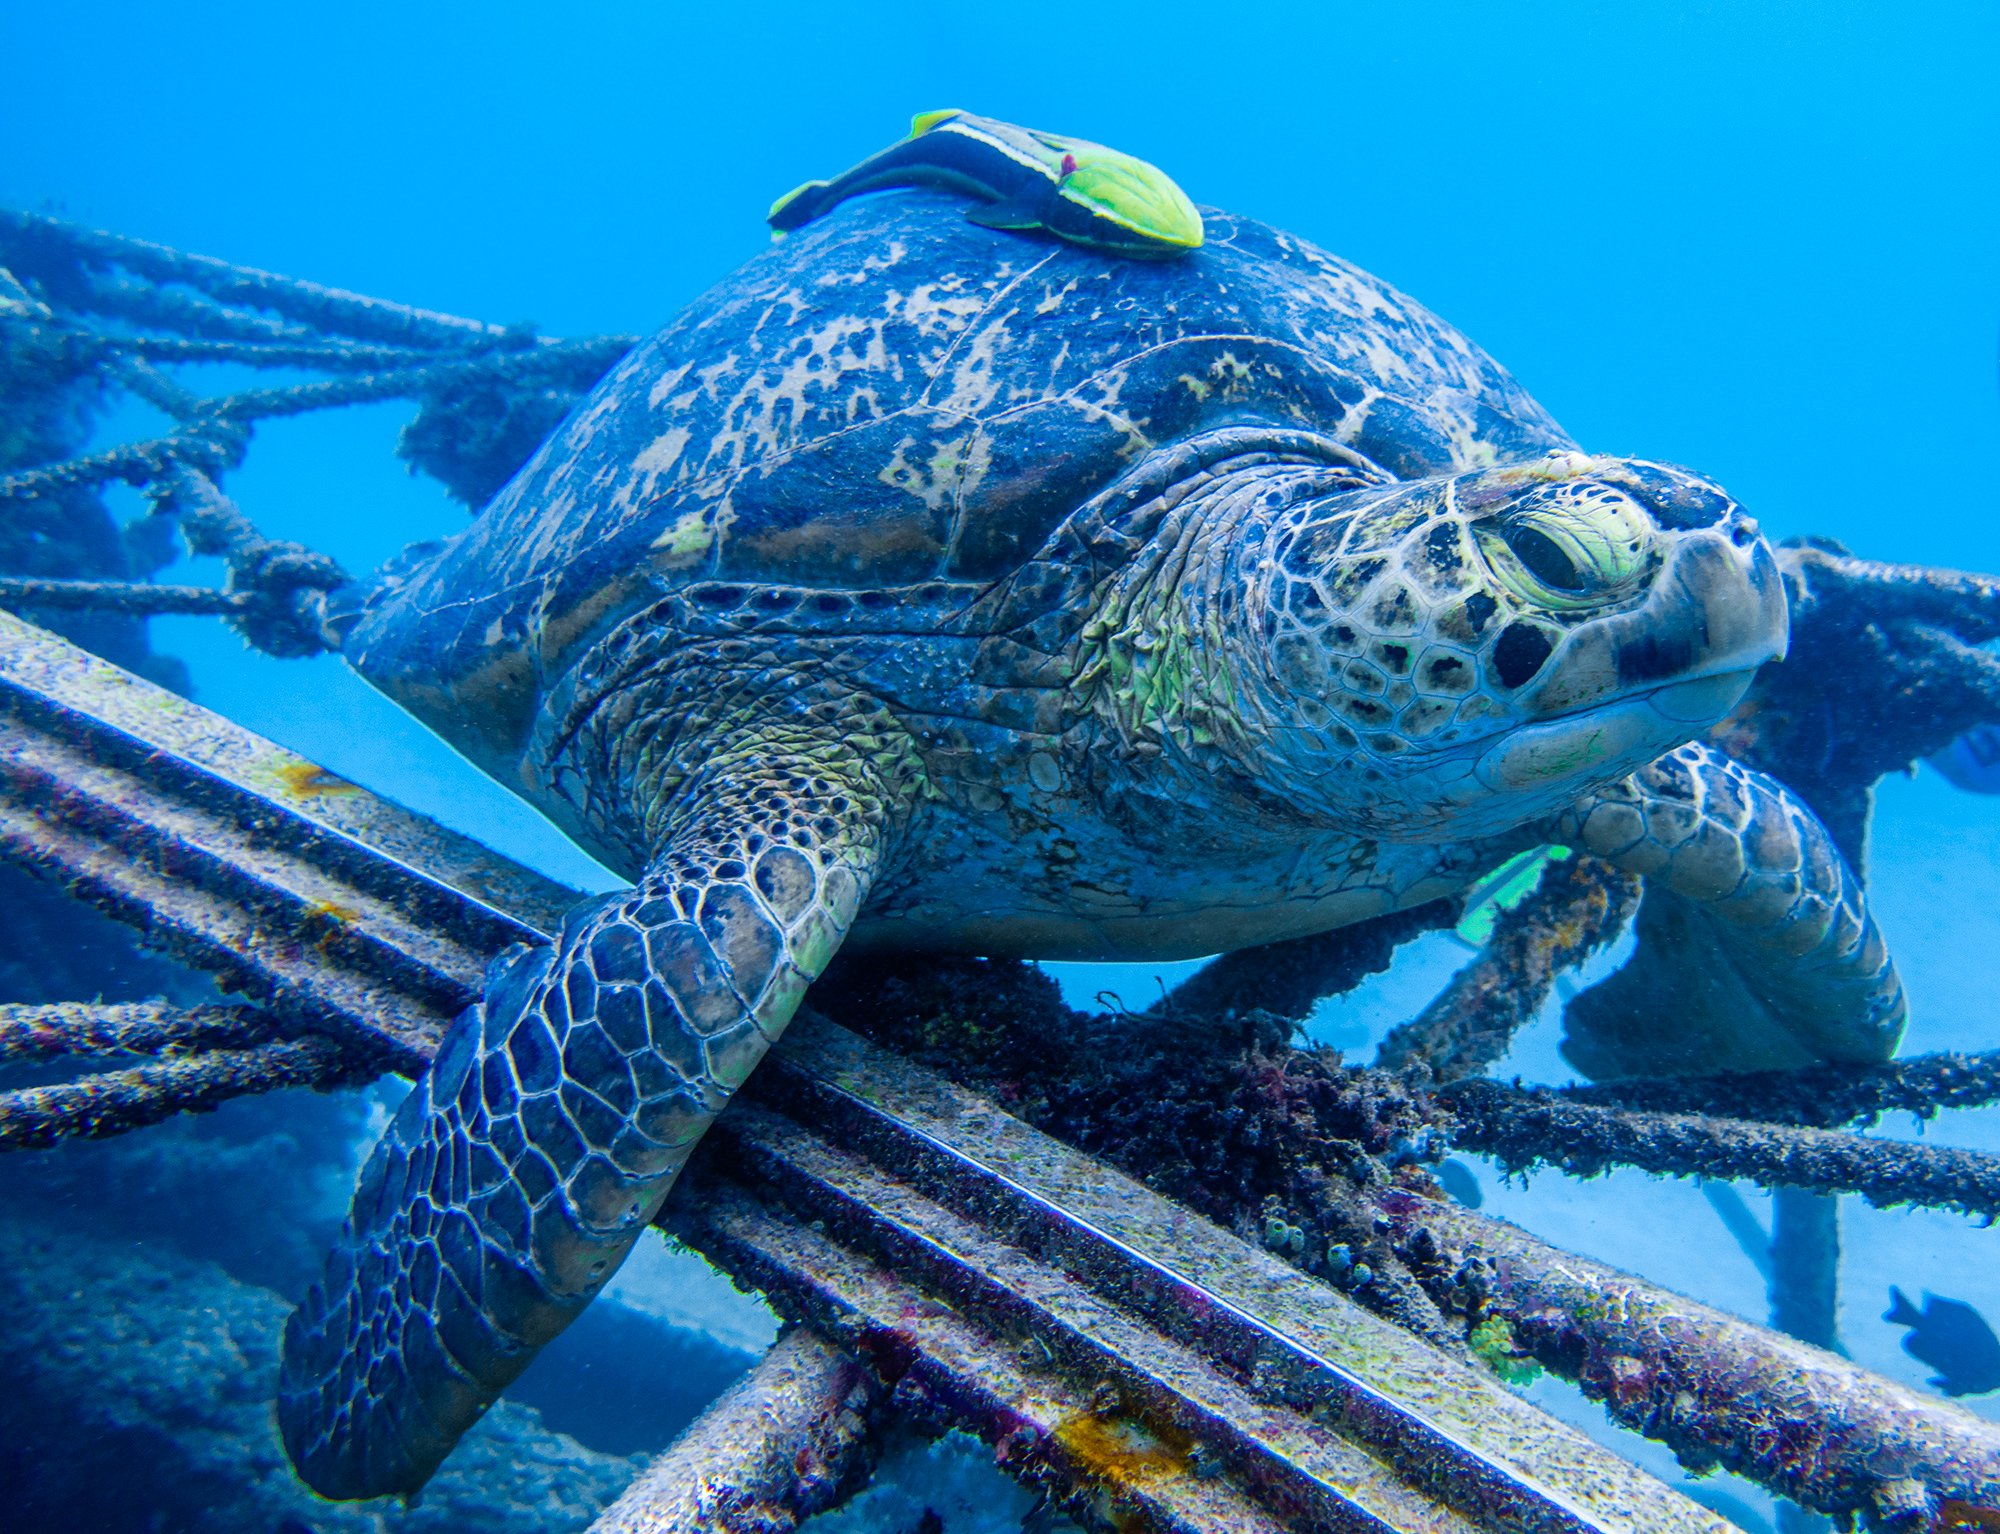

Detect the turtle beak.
xmin=1470 ymin=670 xmax=1757 ymax=794
xmin=1458 ymin=505 xmax=1785 ymax=801
xmin=1517 ymin=505 xmax=1787 ymax=723
xmin=1369 ymin=469 xmax=1786 ymax=835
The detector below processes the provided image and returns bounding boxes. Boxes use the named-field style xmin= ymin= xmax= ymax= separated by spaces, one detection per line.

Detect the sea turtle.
xmin=279 ymin=172 xmax=1909 ymax=1501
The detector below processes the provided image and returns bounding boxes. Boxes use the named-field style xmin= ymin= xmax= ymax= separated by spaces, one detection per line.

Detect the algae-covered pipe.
xmin=1440 ymin=1079 xmax=2000 ymax=1218
xmin=1369 ymin=1184 xmax=2000 ymax=1529
xmin=586 ymin=1327 xmax=880 ymax=1534
xmin=0 ymin=207 xmax=515 ymax=348
xmin=0 ymin=1035 xmax=370 ymax=1150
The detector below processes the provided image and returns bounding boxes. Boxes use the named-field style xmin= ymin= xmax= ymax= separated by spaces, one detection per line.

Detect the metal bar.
xmin=1441 ymin=1078 xmax=2000 ymax=1217
xmin=0 ymin=608 xmax=573 ymax=1071
xmin=1556 ymin=1049 xmax=2000 ymax=1129
xmin=0 ymin=207 xmax=517 ymax=348
xmin=0 ymin=579 xmax=250 ymax=616
xmin=1786 ymin=547 xmax=2000 ymax=645
xmin=0 ymin=422 xmax=246 ymax=499
xmin=587 ymin=1326 xmax=883 ymax=1534
xmin=0 ymin=1035 xmax=371 ymax=1150
xmin=1367 ymin=1185 xmax=2000 ymax=1527
xmin=1769 ymin=1188 xmax=1842 ymax=1350
xmin=1376 ymin=854 xmax=1639 ymax=1081
xmin=669 ymin=1155 xmax=1304 ymax=1534
xmin=0 ymin=999 xmax=279 ymax=1062
xmin=202 ymin=336 xmax=633 ymax=425
xmin=1700 ymin=1183 xmax=1775 ymax=1284
xmin=113 ymin=335 xmax=466 ymax=372
xmin=63 ymin=267 xmax=340 ymax=346
xmin=115 ymin=355 xmax=206 ymax=421
xmin=1155 ymin=900 xmax=1454 ymax=1026
xmin=0 ymin=338 xmax=636 ymax=501
xmin=731 ymin=1013 xmax=1701 ymax=1534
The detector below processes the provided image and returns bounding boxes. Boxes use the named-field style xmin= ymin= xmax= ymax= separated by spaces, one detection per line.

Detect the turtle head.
xmin=1249 ymin=449 xmax=1786 ymax=838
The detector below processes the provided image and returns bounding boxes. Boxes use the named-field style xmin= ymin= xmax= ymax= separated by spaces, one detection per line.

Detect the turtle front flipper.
xmin=1552 ymin=741 xmax=1907 ymax=1078
xmin=277 ymin=704 xmax=921 ymax=1500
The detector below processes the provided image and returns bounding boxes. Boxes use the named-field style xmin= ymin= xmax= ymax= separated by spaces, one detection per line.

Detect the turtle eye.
xmin=1476 ymin=481 xmax=1655 ymax=611
xmin=1502 ymin=524 xmax=1583 ymax=590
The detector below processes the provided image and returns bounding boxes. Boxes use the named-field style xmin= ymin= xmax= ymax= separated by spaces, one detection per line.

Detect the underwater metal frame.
xmin=3 ymin=600 xmax=1999 ymax=1532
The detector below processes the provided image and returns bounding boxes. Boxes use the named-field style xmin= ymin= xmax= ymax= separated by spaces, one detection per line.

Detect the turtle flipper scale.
xmin=1554 ymin=741 xmax=1907 ymax=1075
xmin=278 ymin=706 xmax=918 ymax=1500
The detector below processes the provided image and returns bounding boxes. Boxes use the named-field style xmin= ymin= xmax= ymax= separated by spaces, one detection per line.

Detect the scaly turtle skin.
xmin=280 ymin=185 xmax=1908 ymax=1499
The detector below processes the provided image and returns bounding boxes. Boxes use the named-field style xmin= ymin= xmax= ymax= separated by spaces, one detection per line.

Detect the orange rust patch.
xmin=1053 ymin=1408 xmax=1191 ymax=1487
xmin=1939 ymin=1502 xmax=2000 ymax=1534
xmin=276 ymin=762 xmax=360 ymax=796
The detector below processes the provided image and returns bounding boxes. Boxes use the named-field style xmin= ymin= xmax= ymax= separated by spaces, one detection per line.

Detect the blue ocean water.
xmin=7 ymin=2 xmax=2000 ymax=1529
xmin=12 ymin=0 xmax=2000 ymax=851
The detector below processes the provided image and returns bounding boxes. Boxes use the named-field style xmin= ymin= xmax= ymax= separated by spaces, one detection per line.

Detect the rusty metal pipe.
xmin=0 ymin=999 xmax=278 ymax=1062
xmin=723 ymin=1014 xmax=1721 ymax=1534
xmin=1368 ymin=1185 xmax=2000 ymax=1529
xmin=0 ymin=608 xmax=570 ymax=1072
xmin=587 ymin=1326 xmax=882 ymax=1534
xmin=0 ymin=1035 xmax=371 ymax=1149
xmin=1442 ymin=1079 xmax=2000 ymax=1217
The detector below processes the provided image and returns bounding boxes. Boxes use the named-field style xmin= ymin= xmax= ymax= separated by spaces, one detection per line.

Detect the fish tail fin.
xmin=1885 ymin=1286 xmax=1923 ymax=1327
xmin=767 ymin=180 xmax=830 ymax=230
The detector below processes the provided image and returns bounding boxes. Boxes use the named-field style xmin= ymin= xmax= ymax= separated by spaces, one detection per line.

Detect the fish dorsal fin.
xmin=908 ymin=108 xmax=965 ymax=138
